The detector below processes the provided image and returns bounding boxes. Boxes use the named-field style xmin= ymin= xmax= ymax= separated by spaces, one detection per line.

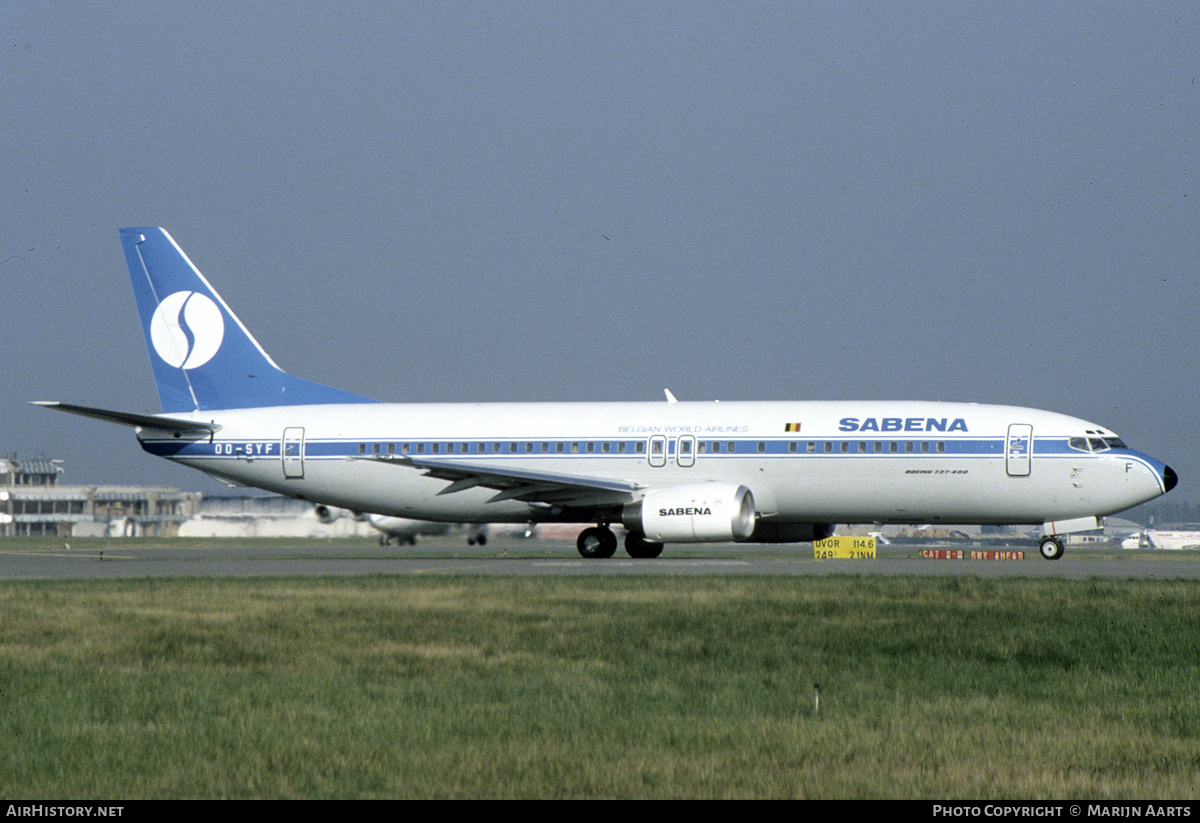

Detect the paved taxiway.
xmin=4 ymin=539 xmax=1200 ymax=581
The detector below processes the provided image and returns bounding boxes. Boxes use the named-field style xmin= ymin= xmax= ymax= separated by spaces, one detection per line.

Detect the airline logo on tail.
xmin=150 ymin=291 xmax=224 ymax=369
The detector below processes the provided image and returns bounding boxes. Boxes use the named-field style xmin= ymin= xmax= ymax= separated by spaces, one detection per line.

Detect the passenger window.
xmin=757 ymin=442 xmax=765 ymax=453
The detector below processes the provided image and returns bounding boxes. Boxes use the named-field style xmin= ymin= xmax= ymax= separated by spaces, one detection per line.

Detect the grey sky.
xmin=4 ymin=2 xmax=1197 ymax=504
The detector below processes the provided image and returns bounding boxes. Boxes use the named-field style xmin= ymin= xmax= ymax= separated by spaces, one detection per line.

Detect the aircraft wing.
xmin=358 ymin=455 xmax=645 ymax=507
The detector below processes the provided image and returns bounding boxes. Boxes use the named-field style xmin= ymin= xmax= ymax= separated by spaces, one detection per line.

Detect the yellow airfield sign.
xmin=813 ymin=536 xmax=876 ymax=560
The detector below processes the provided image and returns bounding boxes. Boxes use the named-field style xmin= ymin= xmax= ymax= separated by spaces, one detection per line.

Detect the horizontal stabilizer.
xmin=31 ymin=401 xmax=221 ymax=434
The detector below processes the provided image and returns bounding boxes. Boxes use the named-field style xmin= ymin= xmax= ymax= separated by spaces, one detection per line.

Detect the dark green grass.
xmin=0 ymin=575 xmax=1197 ymax=798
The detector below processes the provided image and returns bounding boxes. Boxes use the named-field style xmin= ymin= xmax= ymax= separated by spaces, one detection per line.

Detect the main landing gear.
xmin=576 ymin=526 xmax=617 ymax=558
xmin=575 ymin=526 xmax=664 ymax=559
xmin=1038 ymin=535 xmax=1065 ymax=561
xmin=624 ymin=532 xmax=664 ymax=559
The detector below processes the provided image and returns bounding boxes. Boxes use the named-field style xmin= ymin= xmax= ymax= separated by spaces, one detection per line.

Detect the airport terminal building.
xmin=0 ymin=453 xmax=200 ymax=538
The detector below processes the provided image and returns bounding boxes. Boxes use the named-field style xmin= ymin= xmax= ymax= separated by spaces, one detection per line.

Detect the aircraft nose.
xmin=1163 ymin=465 xmax=1178 ymax=493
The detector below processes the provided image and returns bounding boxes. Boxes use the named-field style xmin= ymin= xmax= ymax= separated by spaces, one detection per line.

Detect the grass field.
xmin=0 ymin=573 xmax=1197 ymax=798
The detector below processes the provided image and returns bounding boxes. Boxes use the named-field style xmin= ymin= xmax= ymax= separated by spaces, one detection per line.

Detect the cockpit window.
xmin=1070 ymin=436 xmax=1127 ymax=453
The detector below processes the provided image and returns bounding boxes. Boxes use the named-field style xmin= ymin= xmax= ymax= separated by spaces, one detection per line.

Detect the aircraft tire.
xmin=1039 ymin=536 xmax=1065 ymax=560
xmin=625 ymin=532 xmax=664 ymax=558
xmin=577 ymin=526 xmax=617 ymax=559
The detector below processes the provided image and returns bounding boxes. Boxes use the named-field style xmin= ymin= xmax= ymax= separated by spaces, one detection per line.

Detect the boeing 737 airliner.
xmin=36 ymin=228 xmax=1177 ymax=560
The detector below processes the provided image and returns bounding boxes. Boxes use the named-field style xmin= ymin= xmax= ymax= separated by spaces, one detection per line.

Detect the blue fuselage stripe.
xmin=140 ymin=435 xmax=1142 ymax=462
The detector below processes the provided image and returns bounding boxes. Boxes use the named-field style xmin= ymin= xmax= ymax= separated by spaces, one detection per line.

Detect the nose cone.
xmin=1163 ymin=465 xmax=1179 ymax=493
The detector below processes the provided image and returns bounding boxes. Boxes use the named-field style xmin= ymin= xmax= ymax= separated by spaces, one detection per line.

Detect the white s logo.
xmin=150 ymin=291 xmax=225 ymax=369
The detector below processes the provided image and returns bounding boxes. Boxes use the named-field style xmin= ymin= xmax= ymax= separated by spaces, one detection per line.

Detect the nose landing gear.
xmin=1039 ymin=535 xmax=1064 ymax=560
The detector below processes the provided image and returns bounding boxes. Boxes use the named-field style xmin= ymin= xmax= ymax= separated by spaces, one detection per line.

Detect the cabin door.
xmin=1005 ymin=424 xmax=1032 ymax=477
xmin=282 ymin=427 xmax=305 ymax=479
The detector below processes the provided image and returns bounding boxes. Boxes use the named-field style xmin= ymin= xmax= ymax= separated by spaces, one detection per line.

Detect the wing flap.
xmin=354 ymin=454 xmax=644 ymax=507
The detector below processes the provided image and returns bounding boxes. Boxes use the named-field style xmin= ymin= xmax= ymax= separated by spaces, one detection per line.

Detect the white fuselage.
xmin=136 ymin=399 xmax=1171 ymax=531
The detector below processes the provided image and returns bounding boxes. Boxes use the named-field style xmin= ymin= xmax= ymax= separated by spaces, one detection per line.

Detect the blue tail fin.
xmin=120 ymin=227 xmax=377 ymax=412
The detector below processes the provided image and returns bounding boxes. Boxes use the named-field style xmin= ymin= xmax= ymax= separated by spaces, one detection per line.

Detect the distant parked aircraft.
xmin=1122 ymin=530 xmax=1200 ymax=550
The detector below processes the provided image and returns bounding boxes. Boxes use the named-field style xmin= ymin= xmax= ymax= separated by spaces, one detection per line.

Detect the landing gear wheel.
xmin=625 ymin=532 xmax=664 ymax=559
xmin=577 ymin=526 xmax=618 ymax=559
xmin=1039 ymin=536 xmax=1065 ymax=560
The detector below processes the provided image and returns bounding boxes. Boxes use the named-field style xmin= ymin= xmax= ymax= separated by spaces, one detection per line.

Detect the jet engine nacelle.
xmin=313 ymin=504 xmax=340 ymax=524
xmin=623 ymin=483 xmax=756 ymax=543
xmin=744 ymin=522 xmax=836 ymax=543
xmin=314 ymin=504 xmax=366 ymax=524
